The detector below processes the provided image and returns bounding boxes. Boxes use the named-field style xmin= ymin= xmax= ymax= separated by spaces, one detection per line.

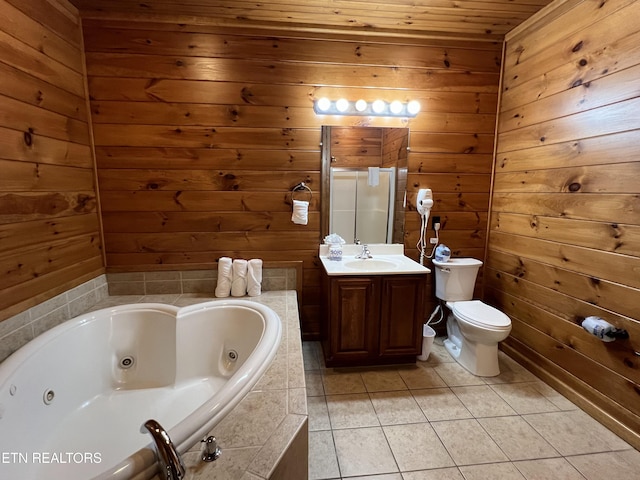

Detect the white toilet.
xmin=432 ymin=258 xmax=511 ymax=377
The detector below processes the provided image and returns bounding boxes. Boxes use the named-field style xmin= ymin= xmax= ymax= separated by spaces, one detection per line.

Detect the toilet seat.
xmin=450 ymin=300 xmax=511 ymax=329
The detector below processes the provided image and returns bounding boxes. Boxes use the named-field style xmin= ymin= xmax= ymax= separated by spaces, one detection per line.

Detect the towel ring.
xmin=291 ymin=182 xmax=312 ymax=202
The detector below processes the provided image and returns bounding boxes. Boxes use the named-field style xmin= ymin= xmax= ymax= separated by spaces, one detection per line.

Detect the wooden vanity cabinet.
xmin=321 ymin=274 xmax=426 ymax=367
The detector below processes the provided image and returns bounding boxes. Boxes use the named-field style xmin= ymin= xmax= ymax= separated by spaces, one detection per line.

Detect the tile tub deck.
xmin=88 ymin=291 xmax=307 ymax=480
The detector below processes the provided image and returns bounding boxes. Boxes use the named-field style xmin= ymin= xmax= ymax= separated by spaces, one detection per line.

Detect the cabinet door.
xmin=378 ymin=275 xmax=425 ymax=358
xmin=327 ymin=277 xmax=379 ymax=365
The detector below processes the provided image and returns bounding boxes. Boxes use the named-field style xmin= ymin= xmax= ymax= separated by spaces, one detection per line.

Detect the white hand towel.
xmin=247 ymin=259 xmax=263 ymax=297
xmin=291 ymin=199 xmax=309 ymax=225
xmin=215 ymin=256 xmax=232 ymax=297
xmin=368 ymin=166 xmax=380 ymax=186
xmin=231 ymin=259 xmax=248 ymax=297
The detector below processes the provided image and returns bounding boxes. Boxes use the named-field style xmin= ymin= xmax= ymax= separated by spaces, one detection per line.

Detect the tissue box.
xmin=328 ymin=244 xmax=343 ymax=261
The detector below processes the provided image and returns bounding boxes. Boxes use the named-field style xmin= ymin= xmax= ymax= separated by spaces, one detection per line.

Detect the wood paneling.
xmin=81 ymin=18 xmax=501 ymax=337
xmin=70 ymin=0 xmax=553 ymax=41
xmin=489 ymin=0 xmax=640 ymax=448
xmin=329 ymin=127 xmax=383 ymax=168
xmin=5 ymin=4 xmax=639 ymax=457
xmin=0 ymin=0 xmax=103 ymax=322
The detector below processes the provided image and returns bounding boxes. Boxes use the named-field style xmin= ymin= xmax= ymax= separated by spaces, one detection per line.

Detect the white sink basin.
xmin=319 ymin=244 xmax=430 ymax=276
xmin=343 ymin=259 xmax=398 ymax=271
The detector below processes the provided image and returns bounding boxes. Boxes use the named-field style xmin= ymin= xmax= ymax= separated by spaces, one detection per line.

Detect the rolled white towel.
xmin=215 ymin=256 xmax=233 ymax=297
xmin=291 ymin=199 xmax=309 ymax=225
xmin=231 ymin=259 xmax=248 ymax=297
xmin=247 ymin=259 xmax=263 ymax=297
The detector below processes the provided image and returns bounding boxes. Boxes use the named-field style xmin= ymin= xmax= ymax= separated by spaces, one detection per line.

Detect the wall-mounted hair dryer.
xmin=416 ymin=188 xmax=433 ymax=216
xmin=416 ymin=189 xmax=433 ymax=265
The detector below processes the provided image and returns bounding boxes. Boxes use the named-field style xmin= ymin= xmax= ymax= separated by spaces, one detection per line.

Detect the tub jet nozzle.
xmin=119 ymin=356 xmax=135 ymax=369
xmin=43 ymin=389 xmax=55 ymax=405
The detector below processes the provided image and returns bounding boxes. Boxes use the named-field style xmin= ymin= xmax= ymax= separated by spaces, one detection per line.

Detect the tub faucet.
xmin=356 ymin=244 xmax=373 ymax=259
xmin=143 ymin=419 xmax=186 ymax=480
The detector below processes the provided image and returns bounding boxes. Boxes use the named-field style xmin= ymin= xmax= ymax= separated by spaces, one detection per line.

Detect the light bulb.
xmin=407 ymin=100 xmax=421 ymax=115
xmin=316 ymin=97 xmax=331 ymax=112
xmin=355 ymin=99 xmax=368 ymax=112
xmin=372 ymin=100 xmax=386 ymax=114
xmin=336 ymin=98 xmax=349 ymax=112
xmin=390 ymin=100 xmax=403 ymax=114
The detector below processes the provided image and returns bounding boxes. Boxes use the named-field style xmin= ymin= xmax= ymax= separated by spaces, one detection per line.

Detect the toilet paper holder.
xmin=581 ymin=316 xmax=629 ymax=342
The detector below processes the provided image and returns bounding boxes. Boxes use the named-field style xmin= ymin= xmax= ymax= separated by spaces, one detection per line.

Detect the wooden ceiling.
xmin=70 ymin=0 xmax=555 ymax=41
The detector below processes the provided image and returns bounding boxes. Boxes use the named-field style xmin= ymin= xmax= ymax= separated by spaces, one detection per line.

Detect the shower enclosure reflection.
xmin=321 ymin=126 xmax=409 ymax=244
xmin=330 ymin=167 xmax=395 ymax=243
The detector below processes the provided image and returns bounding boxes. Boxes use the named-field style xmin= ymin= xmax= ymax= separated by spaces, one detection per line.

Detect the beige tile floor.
xmin=304 ymin=339 xmax=640 ymax=480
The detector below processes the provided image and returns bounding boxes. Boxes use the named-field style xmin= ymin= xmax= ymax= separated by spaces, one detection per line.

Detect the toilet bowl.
xmin=443 ymin=300 xmax=511 ymax=376
xmin=432 ymin=259 xmax=512 ymax=377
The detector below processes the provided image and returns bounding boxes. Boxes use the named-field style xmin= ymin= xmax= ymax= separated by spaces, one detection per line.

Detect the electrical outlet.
xmin=431 ymin=216 xmax=441 ymax=229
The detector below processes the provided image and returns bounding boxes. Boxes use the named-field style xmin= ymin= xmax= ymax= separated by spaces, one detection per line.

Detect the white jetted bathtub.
xmin=0 ymin=299 xmax=282 ymax=479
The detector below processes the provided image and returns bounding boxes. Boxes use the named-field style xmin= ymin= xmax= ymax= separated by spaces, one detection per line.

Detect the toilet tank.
xmin=432 ymin=258 xmax=483 ymax=301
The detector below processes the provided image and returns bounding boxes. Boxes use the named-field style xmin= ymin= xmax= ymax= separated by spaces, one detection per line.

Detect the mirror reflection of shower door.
xmin=329 ymin=168 xmax=395 ymax=244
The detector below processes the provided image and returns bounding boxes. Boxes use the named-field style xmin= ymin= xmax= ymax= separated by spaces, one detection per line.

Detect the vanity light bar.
xmin=314 ymin=98 xmax=421 ymax=117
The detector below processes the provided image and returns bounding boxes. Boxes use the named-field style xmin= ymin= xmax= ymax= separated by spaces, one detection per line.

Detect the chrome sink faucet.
xmin=356 ymin=244 xmax=373 ymax=259
xmin=143 ymin=419 xmax=186 ymax=480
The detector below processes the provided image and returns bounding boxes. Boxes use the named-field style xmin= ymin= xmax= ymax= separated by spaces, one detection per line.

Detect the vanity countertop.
xmin=319 ymin=244 xmax=431 ymax=276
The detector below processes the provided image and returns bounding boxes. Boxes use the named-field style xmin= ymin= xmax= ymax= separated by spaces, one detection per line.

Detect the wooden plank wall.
xmin=0 ymin=0 xmax=103 ymax=322
xmin=81 ymin=19 xmax=501 ymax=336
xmin=70 ymin=0 xmax=553 ymax=41
xmin=382 ymin=128 xmax=408 ymax=245
xmin=329 ymin=127 xmax=383 ymax=168
xmin=488 ymin=0 xmax=640 ymax=447
xmin=382 ymin=128 xmax=407 ymax=170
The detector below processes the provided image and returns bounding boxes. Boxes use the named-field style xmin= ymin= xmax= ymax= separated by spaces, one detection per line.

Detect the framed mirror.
xmin=320 ymin=126 xmax=409 ymax=244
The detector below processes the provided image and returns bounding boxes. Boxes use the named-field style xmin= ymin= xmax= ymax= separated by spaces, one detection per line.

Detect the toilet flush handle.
xmin=440 ymin=267 xmax=451 ymax=273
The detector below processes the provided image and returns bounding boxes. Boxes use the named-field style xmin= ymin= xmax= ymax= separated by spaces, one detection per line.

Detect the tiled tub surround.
xmin=305 ymin=340 xmax=640 ymax=480
xmin=106 ymin=266 xmax=299 ymax=296
xmin=106 ymin=291 xmax=308 ymax=480
xmin=0 ymin=266 xmax=298 ymax=364
xmin=1 ymin=290 xmax=307 ymax=479
xmin=0 ymin=275 xmax=109 ymax=362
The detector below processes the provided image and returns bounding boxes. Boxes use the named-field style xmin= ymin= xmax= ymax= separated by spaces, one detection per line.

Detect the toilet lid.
xmin=451 ymin=300 xmax=511 ymax=328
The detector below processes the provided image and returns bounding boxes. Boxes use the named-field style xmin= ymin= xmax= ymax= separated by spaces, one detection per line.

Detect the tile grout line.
xmin=306 ymin=341 xmax=640 ymax=479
